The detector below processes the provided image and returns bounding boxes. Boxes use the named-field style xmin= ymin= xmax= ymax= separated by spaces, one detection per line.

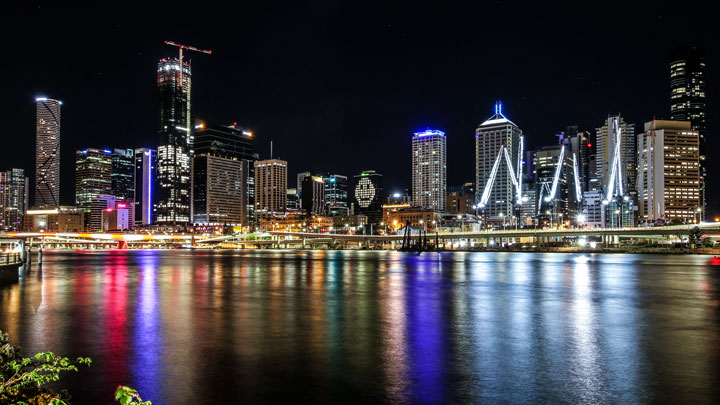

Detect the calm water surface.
xmin=1 ymin=250 xmax=719 ymax=404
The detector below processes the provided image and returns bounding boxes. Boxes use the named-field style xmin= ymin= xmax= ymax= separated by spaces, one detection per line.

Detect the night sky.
xmin=2 ymin=2 xmax=716 ymax=214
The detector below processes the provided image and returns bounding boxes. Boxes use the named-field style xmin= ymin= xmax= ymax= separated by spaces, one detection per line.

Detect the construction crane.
xmin=163 ymin=41 xmax=212 ymax=90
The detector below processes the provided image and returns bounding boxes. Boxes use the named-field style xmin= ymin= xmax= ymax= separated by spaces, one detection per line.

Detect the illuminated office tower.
xmin=254 ymin=159 xmax=287 ymax=222
xmin=354 ymin=170 xmax=383 ymax=224
xmin=35 ymin=97 xmax=61 ymax=207
xmin=475 ymin=103 xmax=522 ymax=220
xmin=670 ymin=46 xmax=706 ymax=219
xmin=75 ymin=148 xmax=112 ymax=210
xmin=111 ymin=148 xmax=135 ymax=201
xmin=323 ymin=174 xmax=349 ymax=216
xmin=192 ymin=121 xmax=257 ymax=225
xmin=412 ymin=129 xmax=447 ymax=211
xmin=156 ymin=58 xmax=192 ymax=225
xmin=134 ymin=148 xmax=156 ymax=226
xmin=637 ymin=120 xmax=700 ymax=223
xmin=0 ymin=168 xmax=27 ymax=230
xmin=595 ymin=115 xmax=636 ymax=194
xmin=300 ymin=175 xmax=325 ymax=216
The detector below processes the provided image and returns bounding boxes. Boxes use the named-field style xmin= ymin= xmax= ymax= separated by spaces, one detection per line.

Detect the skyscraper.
xmin=323 ymin=174 xmax=349 ymax=216
xmin=637 ymin=120 xmax=701 ymax=223
xmin=670 ymin=46 xmax=706 ymax=218
xmin=475 ymin=103 xmax=522 ymax=220
xmin=75 ymin=148 xmax=112 ymax=210
xmin=192 ymin=121 xmax=257 ymax=225
xmin=354 ymin=170 xmax=383 ymax=224
xmin=0 ymin=168 xmax=27 ymax=231
xmin=412 ymin=129 xmax=447 ymax=211
xmin=35 ymin=97 xmax=61 ymax=207
xmin=134 ymin=148 xmax=156 ymax=226
xmin=254 ymin=159 xmax=287 ymax=223
xmin=300 ymin=175 xmax=326 ymax=216
xmin=670 ymin=47 xmax=706 ymax=133
xmin=595 ymin=115 xmax=636 ymax=194
xmin=111 ymin=148 xmax=135 ymax=202
xmin=156 ymin=58 xmax=192 ymax=225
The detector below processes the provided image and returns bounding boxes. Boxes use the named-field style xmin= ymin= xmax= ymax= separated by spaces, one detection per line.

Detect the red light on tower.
xmin=587 ymin=143 xmax=592 ymax=148
xmin=105 ymin=208 xmax=113 ymax=212
xmin=117 ymin=203 xmax=127 ymax=208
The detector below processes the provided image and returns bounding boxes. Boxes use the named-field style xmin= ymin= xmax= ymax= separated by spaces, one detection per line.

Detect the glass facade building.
xmin=192 ymin=121 xmax=256 ymax=225
xmin=112 ymin=148 xmax=135 ymax=201
xmin=35 ymin=97 xmax=61 ymax=207
xmin=412 ymin=129 xmax=447 ymax=211
xmin=0 ymin=168 xmax=27 ymax=230
xmin=134 ymin=148 xmax=156 ymax=226
xmin=156 ymin=58 xmax=192 ymax=225
xmin=75 ymin=148 xmax=112 ymax=210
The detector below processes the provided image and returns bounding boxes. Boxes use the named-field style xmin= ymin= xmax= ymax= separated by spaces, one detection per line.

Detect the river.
xmin=1 ymin=250 xmax=719 ymax=404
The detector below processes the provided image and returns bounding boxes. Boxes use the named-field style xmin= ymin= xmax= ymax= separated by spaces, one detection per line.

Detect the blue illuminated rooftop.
xmin=413 ymin=129 xmax=446 ymax=137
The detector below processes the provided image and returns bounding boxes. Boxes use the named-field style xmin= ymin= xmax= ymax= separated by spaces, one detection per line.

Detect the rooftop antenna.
xmin=270 ymin=141 xmax=273 ymax=159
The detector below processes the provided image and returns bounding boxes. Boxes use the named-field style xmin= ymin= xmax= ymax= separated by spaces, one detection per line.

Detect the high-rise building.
xmin=0 ymin=169 xmax=27 ymax=230
xmin=475 ymin=103 xmax=522 ymax=220
xmin=134 ymin=148 xmax=155 ymax=226
xmin=446 ymin=183 xmax=475 ymax=215
xmin=323 ymin=174 xmax=349 ymax=216
xmin=287 ymin=188 xmax=299 ymax=210
xmin=156 ymin=58 xmax=192 ymax=225
xmin=192 ymin=121 xmax=256 ymax=225
xmin=192 ymin=155 xmax=248 ymax=225
xmin=596 ymin=115 xmax=637 ymax=227
xmin=566 ymin=126 xmax=591 ymax=193
xmin=35 ymin=97 xmax=61 ymax=207
xmin=296 ymin=171 xmax=311 ymax=197
xmin=670 ymin=47 xmax=706 ymax=134
xmin=412 ymin=129 xmax=447 ymax=211
xmin=533 ymin=145 xmax=572 ymax=226
xmin=111 ymin=148 xmax=135 ymax=201
xmin=637 ymin=120 xmax=701 ymax=223
xmin=353 ymin=170 xmax=383 ymax=224
xmin=255 ymin=159 xmax=287 ymax=222
xmin=75 ymin=148 xmax=112 ymax=210
xmin=300 ymin=175 xmax=326 ymax=216
xmin=595 ymin=115 xmax=636 ymax=195
xmin=670 ymin=46 xmax=706 ymax=219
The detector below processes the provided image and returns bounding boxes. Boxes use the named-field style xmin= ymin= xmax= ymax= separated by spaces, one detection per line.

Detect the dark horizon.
xmin=2 ymin=2 xmax=716 ymax=214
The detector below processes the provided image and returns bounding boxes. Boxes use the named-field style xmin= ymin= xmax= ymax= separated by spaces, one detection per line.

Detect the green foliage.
xmin=1 ymin=330 xmax=91 ymax=404
xmin=689 ymin=226 xmax=703 ymax=248
xmin=115 ymin=385 xmax=152 ymax=405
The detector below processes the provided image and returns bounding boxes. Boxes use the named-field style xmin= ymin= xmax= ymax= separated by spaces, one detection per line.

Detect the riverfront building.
xmin=300 ymin=175 xmax=325 ymax=216
xmin=134 ymin=148 xmax=155 ymax=226
xmin=670 ymin=46 xmax=706 ymax=219
xmin=476 ymin=103 xmax=522 ymax=221
xmin=412 ymin=129 xmax=447 ymax=211
xmin=595 ymin=115 xmax=636 ymax=196
xmin=255 ymin=159 xmax=288 ymax=222
xmin=637 ymin=120 xmax=700 ymax=223
xmin=111 ymin=148 xmax=135 ymax=201
xmin=35 ymin=97 xmax=62 ymax=207
xmin=192 ymin=121 xmax=256 ymax=226
xmin=156 ymin=58 xmax=192 ymax=225
xmin=323 ymin=174 xmax=349 ymax=216
xmin=354 ymin=170 xmax=383 ymax=224
xmin=75 ymin=148 xmax=112 ymax=210
xmin=0 ymin=169 xmax=27 ymax=230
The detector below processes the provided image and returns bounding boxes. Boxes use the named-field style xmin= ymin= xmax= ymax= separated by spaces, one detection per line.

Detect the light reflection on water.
xmin=1 ymin=250 xmax=719 ymax=404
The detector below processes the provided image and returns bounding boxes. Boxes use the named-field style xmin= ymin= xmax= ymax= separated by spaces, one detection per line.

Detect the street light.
xmin=499 ymin=212 xmax=505 ymax=230
xmin=457 ymin=214 xmax=463 ymax=232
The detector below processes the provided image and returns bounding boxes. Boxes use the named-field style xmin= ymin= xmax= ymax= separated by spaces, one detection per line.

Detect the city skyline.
xmin=1 ymin=3 xmax=716 ymax=214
